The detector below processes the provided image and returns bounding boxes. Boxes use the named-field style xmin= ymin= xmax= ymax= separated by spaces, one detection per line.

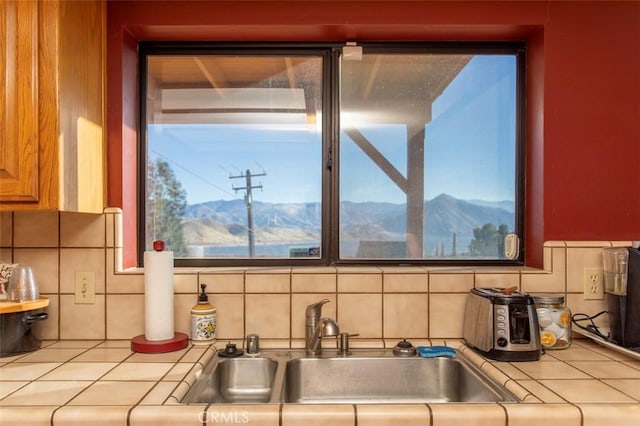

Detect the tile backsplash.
xmin=0 ymin=209 xmax=626 ymax=343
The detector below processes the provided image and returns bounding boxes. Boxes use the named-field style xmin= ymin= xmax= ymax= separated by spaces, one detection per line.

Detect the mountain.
xmin=425 ymin=193 xmax=514 ymax=238
xmin=183 ymin=194 xmax=515 ymax=255
xmin=185 ymin=199 xmax=320 ymax=230
xmin=184 ymin=199 xmax=321 ymax=247
xmin=465 ymin=198 xmax=515 ymax=213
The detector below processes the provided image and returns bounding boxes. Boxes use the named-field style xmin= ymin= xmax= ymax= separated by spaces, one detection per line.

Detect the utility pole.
xmin=451 ymin=232 xmax=457 ymax=257
xmin=230 ymin=169 xmax=266 ymax=257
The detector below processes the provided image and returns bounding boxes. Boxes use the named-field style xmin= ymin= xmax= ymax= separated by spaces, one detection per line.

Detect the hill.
xmin=183 ymin=193 xmax=514 ymax=256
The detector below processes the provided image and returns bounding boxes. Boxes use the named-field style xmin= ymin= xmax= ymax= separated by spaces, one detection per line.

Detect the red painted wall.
xmin=542 ymin=2 xmax=640 ymax=239
xmin=107 ymin=1 xmax=640 ymax=268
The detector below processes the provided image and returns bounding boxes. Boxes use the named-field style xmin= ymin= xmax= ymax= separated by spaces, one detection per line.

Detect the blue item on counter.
xmin=416 ymin=346 xmax=456 ymax=358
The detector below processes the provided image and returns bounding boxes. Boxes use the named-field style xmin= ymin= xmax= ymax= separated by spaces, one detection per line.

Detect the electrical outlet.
xmin=75 ymin=271 xmax=96 ymax=304
xmin=583 ymin=267 xmax=604 ymax=300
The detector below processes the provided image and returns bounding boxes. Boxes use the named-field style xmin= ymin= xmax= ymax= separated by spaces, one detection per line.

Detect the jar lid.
xmin=534 ymin=293 xmax=565 ymax=304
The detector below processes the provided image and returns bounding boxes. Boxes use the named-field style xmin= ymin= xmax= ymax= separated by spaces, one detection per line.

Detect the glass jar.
xmin=534 ymin=294 xmax=572 ymax=349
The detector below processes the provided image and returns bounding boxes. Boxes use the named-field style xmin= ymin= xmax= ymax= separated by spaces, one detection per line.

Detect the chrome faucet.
xmin=305 ymin=299 xmax=340 ymax=356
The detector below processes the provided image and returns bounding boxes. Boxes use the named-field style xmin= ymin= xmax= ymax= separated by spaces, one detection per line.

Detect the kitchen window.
xmin=139 ymin=42 xmax=525 ymax=266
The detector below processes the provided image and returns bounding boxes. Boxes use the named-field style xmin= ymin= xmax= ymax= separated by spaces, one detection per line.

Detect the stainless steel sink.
xmin=182 ymin=356 xmax=278 ymax=403
xmin=283 ymin=355 xmax=514 ymax=403
xmin=181 ymin=348 xmax=517 ymax=404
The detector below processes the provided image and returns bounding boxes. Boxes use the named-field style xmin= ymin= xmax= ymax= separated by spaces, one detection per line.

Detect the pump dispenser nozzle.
xmin=198 ymin=284 xmax=209 ymax=303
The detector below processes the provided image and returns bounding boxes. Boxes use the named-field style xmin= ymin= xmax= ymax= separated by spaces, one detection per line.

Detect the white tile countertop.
xmin=0 ymin=338 xmax=639 ymax=425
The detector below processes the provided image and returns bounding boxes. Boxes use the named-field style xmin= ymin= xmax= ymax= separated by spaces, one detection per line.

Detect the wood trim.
xmin=57 ymin=0 xmax=105 ymax=212
xmin=0 ymin=297 xmax=49 ymax=314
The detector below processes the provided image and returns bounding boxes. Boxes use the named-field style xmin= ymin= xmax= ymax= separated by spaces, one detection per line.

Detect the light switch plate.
xmin=75 ymin=271 xmax=96 ymax=304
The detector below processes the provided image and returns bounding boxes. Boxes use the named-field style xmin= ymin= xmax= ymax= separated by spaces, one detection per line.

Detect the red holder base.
xmin=131 ymin=332 xmax=189 ymax=354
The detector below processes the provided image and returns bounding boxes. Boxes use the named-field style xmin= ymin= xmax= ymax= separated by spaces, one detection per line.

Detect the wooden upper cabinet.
xmin=0 ymin=0 xmax=39 ymax=203
xmin=0 ymin=0 xmax=105 ymax=213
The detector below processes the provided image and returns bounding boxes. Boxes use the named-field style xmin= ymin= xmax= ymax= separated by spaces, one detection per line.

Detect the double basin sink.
xmin=181 ymin=348 xmax=518 ymax=404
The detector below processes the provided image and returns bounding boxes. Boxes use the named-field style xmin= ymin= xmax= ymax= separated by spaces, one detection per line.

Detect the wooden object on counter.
xmin=0 ymin=297 xmax=49 ymax=314
xmin=0 ymin=0 xmax=106 ymax=212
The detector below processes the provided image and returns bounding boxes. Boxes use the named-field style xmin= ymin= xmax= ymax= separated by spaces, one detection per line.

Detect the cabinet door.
xmin=0 ymin=0 xmax=39 ymax=202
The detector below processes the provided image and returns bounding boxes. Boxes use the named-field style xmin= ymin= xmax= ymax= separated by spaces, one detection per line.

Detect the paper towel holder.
xmin=131 ymin=332 xmax=189 ymax=353
xmin=131 ymin=240 xmax=189 ymax=353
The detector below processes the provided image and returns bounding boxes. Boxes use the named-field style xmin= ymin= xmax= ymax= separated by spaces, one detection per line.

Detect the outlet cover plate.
xmin=583 ymin=267 xmax=604 ymax=300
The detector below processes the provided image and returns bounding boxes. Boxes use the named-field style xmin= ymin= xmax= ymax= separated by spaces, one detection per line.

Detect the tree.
xmin=146 ymin=160 xmax=187 ymax=256
xmin=468 ymin=223 xmax=510 ymax=258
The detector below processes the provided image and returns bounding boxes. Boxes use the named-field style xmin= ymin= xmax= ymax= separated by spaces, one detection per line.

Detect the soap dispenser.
xmin=190 ymin=284 xmax=216 ymax=345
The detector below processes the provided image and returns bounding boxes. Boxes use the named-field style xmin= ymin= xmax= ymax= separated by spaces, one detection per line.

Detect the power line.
xmin=147 ymin=153 xmax=258 ymax=240
xmin=150 ymin=149 xmax=239 ymax=200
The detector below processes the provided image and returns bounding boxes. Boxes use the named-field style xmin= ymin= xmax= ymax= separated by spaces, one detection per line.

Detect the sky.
xmin=148 ymin=55 xmax=516 ymax=206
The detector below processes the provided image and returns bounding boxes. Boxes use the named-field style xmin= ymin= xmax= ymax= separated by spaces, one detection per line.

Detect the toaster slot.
xmin=509 ymin=304 xmax=531 ymax=344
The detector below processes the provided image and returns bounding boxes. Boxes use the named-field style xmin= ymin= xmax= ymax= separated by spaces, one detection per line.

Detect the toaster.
xmin=463 ymin=288 xmax=541 ymax=361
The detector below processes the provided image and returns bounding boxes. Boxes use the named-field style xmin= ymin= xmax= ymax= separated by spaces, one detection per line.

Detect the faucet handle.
xmin=305 ymin=298 xmax=330 ymax=320
xmin=245 ymin=334 xmax=260 ymax=355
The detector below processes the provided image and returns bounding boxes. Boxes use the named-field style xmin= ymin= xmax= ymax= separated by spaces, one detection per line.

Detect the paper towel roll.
xmin=144 ymin=249 xmax=175 ymax=341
